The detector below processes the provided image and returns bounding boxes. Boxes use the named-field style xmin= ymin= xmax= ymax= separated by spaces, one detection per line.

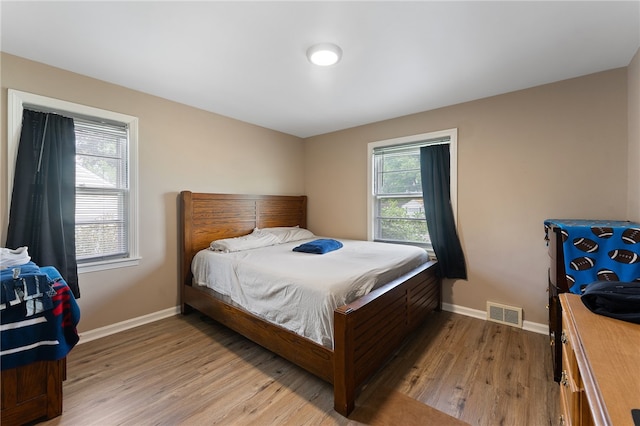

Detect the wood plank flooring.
xmin=38 ymin=310 xmax=559 ymax=425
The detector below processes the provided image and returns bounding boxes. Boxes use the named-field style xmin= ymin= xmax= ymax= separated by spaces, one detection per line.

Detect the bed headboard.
xmin=179 ymin=191 xmax=307 ymax=287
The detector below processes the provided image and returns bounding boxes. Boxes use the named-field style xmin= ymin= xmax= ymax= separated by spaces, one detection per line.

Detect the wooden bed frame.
xmin=179 ymin=191 xmax=442 ymax=416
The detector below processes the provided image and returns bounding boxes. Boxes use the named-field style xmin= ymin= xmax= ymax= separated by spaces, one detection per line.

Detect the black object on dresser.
xmin=546 ymin=224 xmax=570 ymax=383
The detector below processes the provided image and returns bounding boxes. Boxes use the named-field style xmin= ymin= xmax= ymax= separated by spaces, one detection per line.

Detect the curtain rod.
xmin=373 ymin=137 xmax=451 ymax=153
xmin=22 ymin=103 xmax=127 ymax=129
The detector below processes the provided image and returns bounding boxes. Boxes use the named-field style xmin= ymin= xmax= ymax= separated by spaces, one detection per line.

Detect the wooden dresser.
xmin=1 ymin=359 xmax=65 ymax=426
xmin=559 ymin=294 xmax=640 ymax=426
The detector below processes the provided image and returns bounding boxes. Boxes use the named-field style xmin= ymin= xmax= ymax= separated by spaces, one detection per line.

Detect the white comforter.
xmin=191 ymin=238 xmax=429 ymax=348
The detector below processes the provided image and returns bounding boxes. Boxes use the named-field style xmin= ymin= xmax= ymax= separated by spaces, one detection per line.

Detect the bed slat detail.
xmin=352 ymin=297 xmax=406 ymax=361
xmin=352 ymin=284 xmax=418 ymax=384
xmin=257 ymin=203 xmax=306 ymax=229
xmin=352 ymin=294 xmax=405 ymax=336
xmin=408 ymin=275 xmax=439 ymax=327
xmin=192 ymin=200 xmax=256 ymax=219
xmin=354 ymin=317 xmax=406 ymax=384
xmin=333 ymin=260 xmax=440 ymax=416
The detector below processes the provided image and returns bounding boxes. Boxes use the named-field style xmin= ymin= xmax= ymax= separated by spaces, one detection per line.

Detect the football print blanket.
xmin=1 ymin=262 xmax=80 ymax=370
xmin=544 ymin=219 xmax=640 ymax=294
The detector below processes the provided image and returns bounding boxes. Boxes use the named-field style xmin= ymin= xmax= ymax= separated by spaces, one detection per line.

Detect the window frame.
xmin=367 ymin=128 xmax=458 ymax=254
xmin=7 ymin=89 xmax=140 ymax=273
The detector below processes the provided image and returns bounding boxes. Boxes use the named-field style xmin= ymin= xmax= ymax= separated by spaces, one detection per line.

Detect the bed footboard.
xmin=333 ymin=260 xmax=440 ymax=416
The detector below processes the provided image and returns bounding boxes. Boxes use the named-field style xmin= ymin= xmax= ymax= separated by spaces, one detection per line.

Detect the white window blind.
xmin=373 ymin=144 xmax=429 ymax=246
xmin=74 ymin=118 xmax=130 ymax=262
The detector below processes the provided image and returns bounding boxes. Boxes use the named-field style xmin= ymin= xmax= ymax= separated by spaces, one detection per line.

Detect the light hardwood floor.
xmin=39 ymin=310 xmax=559 ymax=425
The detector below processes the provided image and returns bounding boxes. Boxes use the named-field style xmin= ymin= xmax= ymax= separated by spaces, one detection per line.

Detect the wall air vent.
xmin=486 ymin=302 xmax=523 ymax=328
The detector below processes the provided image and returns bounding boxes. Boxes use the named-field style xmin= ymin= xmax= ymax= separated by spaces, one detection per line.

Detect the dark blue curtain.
xmin=6 ymin=109 xmax=80 ymax=298
xmin=420 ymin=144 xmax=467 ymax=279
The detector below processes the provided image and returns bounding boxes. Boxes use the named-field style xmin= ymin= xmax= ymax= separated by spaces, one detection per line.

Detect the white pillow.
xmin=257 ymin=226 xmax=315 ymax=243
xmin=210 ymin=230 xmax=280 ymax=253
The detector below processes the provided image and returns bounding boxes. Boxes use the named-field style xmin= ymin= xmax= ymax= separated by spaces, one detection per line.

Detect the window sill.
xmin=78 ymin=257 xmax=141 ymax=274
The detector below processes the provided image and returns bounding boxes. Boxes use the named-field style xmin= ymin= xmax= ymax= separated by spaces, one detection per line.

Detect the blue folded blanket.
xmin=293 ymin=239 xmax=343 ymax=254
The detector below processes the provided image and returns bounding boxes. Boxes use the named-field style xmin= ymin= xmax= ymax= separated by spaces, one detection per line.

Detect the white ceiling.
xmin=2 ymin=1 xmax=639 ymax=138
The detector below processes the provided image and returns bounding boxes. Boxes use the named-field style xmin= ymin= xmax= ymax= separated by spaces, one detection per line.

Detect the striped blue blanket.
xmin=1 ymin=262 xmax=80 ymax=370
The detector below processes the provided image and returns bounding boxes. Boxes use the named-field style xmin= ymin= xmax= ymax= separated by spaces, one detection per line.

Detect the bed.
xmin=179 ymin=191 xmax=442 ymax=416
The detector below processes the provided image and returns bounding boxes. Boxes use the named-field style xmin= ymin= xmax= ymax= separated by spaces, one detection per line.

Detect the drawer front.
xmin=560 ymin=343 xmax=581 ymax=425
xmin=559 ymin=376 xmax=578 ymax=426
xmin=560 ymin=314 xmax=595 ymax=426
xmin=561 ymin=318 xmax=581 ymax=391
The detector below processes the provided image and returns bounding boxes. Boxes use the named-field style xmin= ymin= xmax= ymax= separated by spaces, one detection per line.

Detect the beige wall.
xmin=1 ymin=52 xmax=634 ymax=333
xmin=304 ymin=68 xmax=629 ymax=325
xmin=628 ymin=48 xmax=640 ymax=222
xmin=1 ymin=53 xmax=305 ymax=332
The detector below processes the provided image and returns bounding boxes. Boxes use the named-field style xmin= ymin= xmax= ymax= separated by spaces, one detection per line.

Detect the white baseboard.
xmin=442 ymin=302 xmax=548 ymax=335
xmin=77 ymin=302 xmax=548 ymax=345
xmin=522 ymin=320 xmax=549 ymax=335
xmin=78 ymin=306 xmax=180 ymax=344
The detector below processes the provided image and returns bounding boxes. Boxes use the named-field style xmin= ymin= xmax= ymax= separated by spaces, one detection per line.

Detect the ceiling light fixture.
xmin=306 ymin=43 xmax=342 ymax=66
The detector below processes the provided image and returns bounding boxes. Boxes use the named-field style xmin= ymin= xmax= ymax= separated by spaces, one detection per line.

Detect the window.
xmin=7 ymin=89 xmax=139 ymax=273
xmin=367 ymin=129 xmax=458 ymax=254
xmin=75 ymin=118 xmax=130 ymax=263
